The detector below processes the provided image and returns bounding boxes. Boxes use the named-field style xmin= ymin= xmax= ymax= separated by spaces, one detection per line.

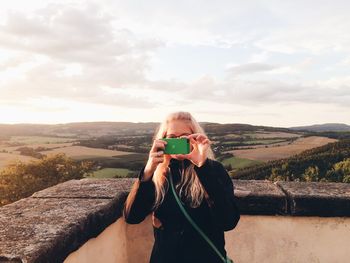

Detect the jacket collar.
xmin=169 ymin=157 xmax=192 ymax=169
xmin=168 ymin=158 xmax=191 ymax=185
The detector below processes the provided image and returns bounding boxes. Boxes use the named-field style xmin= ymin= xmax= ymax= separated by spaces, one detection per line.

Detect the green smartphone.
xmin=161 ymin=138 xmax=190 ymax=154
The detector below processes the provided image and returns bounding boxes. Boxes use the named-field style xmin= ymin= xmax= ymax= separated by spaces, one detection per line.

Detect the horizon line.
xmin=0 ymin=121 xmax=349 ymax=129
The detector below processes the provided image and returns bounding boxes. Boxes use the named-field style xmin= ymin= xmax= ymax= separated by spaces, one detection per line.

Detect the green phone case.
xmin=162 ymin=138 xmax=190 ymax=154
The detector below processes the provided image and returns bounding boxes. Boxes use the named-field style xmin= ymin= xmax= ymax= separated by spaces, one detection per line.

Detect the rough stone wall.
xmin=0 ymin=178 xmax=349 ymax=262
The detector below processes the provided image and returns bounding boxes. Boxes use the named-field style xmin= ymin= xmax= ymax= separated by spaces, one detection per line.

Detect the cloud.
xmin=0 ymin=3 xmax=164 ymax=63
xmin=225 ymin=58 xmax=316 ymax=78
xmin=1 ymin=60 xmax=156 ymax=108
xmin=0 ymin=2 xmax=164 ymax=109
xmin=0 ymin=55 xmax=30 ymax=70
xmin=253 ymin=10 xmax=350 ymax=55
xmin=226 ymin=63 xmax=279 ymax=74
xmin=166 ymin=72 xmax=350 ymax=109
xmin=0 ymin=0 xmax=349 ymax=124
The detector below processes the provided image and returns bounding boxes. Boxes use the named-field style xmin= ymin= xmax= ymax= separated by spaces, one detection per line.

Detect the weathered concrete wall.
xmin=0 ymin=178 xmax=349 ymax=263
xmin=64 ymin=214 xmax=350 ymax=263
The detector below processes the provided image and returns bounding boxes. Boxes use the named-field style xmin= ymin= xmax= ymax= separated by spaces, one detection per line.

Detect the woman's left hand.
xmin=177 ymin=133 xmax=211 ymax=167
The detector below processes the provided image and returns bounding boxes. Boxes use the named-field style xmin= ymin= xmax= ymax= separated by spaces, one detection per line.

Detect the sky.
xmin=0 ymin=0 xmax=349 ymax=128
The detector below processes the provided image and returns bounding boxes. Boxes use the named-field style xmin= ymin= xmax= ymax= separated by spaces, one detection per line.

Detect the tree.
xmin=302 ymin=166 xmax=319 ymax=182
xmin=0 ymin=153 xmax=95 ymax=206
xmin=269 ymin=167 xmax=284 ymax=182
xmin=330 ymin=158 xmax=350 ymax=183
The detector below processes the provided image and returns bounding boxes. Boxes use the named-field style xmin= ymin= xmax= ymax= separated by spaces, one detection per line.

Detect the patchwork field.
xmin=0 ymin=136 xmax=78 ymax=170
xmin=0 ymin=152 xmax=37 ymax=169
xmin=39 ymin=146 xmax=136 ymax=160
xmin=7 ymin=136 xmax=76 ymax=144
xmin=0 ymin=142 xmax=74 ymax=154
xmin=227 ymin=136 xmax=338 ymax=162
xmin=243 ymin=131 xmax=302 ymax=139
xmin=222 ymin=156 xmax=264 ymax=170
xmin=0 ymin=131 xmax=338 ymax=177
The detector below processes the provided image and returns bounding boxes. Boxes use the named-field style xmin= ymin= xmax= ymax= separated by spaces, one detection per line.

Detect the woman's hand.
xmin=177 ymin=133 xmax=211 ymax=167
xmin=143 ymin=139 xmax=171 ymax=180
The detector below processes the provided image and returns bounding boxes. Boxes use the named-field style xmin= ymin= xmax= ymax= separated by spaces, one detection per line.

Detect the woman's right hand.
xmin=143 ymin=139 xmax=170 ymax=181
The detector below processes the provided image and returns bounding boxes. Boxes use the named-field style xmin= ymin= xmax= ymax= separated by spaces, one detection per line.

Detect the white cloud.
xmin=0 ymin=0 xmax=349 ymax=125
xmin=226 ymin=63 xmax=279 ymax=75
xmin=0 ymin=3 xmax=164 ymax=109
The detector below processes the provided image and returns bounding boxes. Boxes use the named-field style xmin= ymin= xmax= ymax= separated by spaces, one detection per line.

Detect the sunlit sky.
xmin=0 ymin=0 xmax=349 ymax=127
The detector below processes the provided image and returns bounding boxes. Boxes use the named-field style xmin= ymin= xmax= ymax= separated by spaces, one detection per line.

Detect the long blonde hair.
xmin=124 ymin=111 xmax=216 ymax=220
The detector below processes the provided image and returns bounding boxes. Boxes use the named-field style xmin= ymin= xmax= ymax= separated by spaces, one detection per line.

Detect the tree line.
xmin=233 ymin=139 xmax=350 ymax=183
xmin=0 ymin=153 xmax=94 ymax=207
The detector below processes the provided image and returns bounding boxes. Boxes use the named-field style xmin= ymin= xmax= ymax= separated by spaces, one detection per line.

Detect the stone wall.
xmin=0 ymin=178 xmax=349 ymax=263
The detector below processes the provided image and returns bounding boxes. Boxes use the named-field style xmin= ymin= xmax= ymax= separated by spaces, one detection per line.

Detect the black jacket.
xmin=123 ymin=157 xmax=240 ymax=263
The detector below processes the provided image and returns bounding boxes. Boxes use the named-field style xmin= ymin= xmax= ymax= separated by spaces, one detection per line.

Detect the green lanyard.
xmin=167 ymin=168 xmax=234 ymax=263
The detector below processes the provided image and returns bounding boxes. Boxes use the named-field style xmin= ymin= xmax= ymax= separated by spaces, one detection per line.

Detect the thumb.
xmin=164 ymin=154 xmax=172 ymax=162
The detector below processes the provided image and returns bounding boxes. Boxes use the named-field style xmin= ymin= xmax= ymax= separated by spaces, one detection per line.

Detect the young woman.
xmin=123 ymin=111 xmax=240 ymax=263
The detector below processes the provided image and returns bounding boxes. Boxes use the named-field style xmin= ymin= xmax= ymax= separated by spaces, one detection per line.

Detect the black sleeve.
xmin=194 ymin=158 xmax=240 ymax=231
xmin=123 ymin=165 xmax=156 ymax=224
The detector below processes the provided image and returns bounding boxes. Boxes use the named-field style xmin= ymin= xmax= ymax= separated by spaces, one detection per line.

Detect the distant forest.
xmin=233 ymin=139 xmax=350 ymax=183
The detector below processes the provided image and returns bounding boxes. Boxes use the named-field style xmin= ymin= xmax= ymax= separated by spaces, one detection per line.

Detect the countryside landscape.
xmin=1 ymin=121 xmax=349 ymax=207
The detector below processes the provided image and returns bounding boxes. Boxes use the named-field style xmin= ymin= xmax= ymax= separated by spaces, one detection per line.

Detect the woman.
xmin=123 ymin=111 xmax=240 ymax=263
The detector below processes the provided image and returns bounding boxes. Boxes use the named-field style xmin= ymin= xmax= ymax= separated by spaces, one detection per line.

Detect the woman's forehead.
xmin=166 ymin=120 xmax=192 ymax=134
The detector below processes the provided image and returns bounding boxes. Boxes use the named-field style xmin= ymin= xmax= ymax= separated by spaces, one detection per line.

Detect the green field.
xmin=243 ymin=139 xmax=286 ymax=144
xmin=222 ymin=139 xmax=286 ymax=146
xmin=223 ymin=133 xmax=241 ymax=138
xmin=89 ymin=168 xmax=134 ymax=178
xmin=222 ymin=156 xmax=264 ymax=169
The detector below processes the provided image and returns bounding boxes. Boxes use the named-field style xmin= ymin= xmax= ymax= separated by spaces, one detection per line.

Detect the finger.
xmin=164 ymin=154 xmax=172 ymax=161
xmin=153 ymin=156 xmax=164 ymax=163
xmin=158 ymin=138 xmax=168 ymax=144
xmin=150 ymin=142 xmax=160 ymax=153
xmin=157 ymin=139 xmax=168 ymax=148
xmin=190 ymin=139 xmax=198 ymax=150
xmin=187 ymin=133 xmax=200 ymax=140
xmin=202 ymin=139 xmax=210 ymax=144
xmin=151 ymin=150 xmax=164 ymax=155
xmin=151 ymin=140 xmax=167 ymax=152
xmin=150 ymin=151 xmax=164 ymax=158
xmin=188 ymin=133 xmax=206 ymax=143
xmin=188 ymin=137 xmax=197 ymax=145
xmin=196 ymin=134 xmax=208 ymax=143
